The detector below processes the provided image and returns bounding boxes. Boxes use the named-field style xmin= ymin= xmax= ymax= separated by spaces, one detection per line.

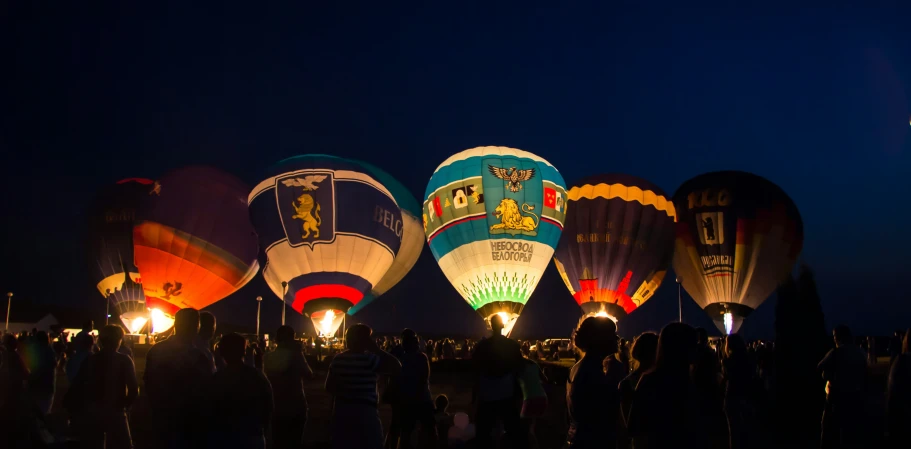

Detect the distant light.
xmin=723 ymin=312 xmax=734 ymax=335
xmin=107 ymin=314 xmax=112 ymax=318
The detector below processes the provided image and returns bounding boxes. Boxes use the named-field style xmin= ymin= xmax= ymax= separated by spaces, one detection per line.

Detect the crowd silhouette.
xmin=1 ymin=279 xmax=910 ymax=449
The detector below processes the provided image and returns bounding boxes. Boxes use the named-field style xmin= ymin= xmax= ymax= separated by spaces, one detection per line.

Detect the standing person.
xmin=619 ymin=332 xmax=658 ymax=424
xmin=886 ymin=329 xmax=911 ymax=449
xmin=65 ymin=333 xmax=95 ymax=384
xmin=143 ymin=308 xmax=215 ymax=448
xmin=384 ymin=331 xmax=407 ymax=449
xmin=518 ymin=357 xmax=548 ymax=448
xmin=396 ymin=329 xmax=437 ymax=449
xmin=866 ymin=336 xmax=877 ymax=366
xmin=565 ymin=316 xmax=623 ymax=448
xmin=692 ymin=327 xmax=726 ymax=448
xmin=326 ymin=324 xmax=401 ymax=449
xmin=472 ymin=314 xmax=526 ymax=449
xmin=76 ymin=320 xmax=95 ymax=345
xmin=207 ymin=333 xmax=275 ymax=449
xmin=263 ymin=325 xmax=314 ymax=449
xmin=26 ymin=331 xmax=57 ymax=415
xmin=0 ymin=334 xmax=30 ymax=448
xmin=722 ymin=334 xmax=757 ymax=449
xmin=819 ymin=325 xmax=869 ymax=449
xmin=117 ymin=331 xmax=134 ymax=360
xmin=71 ymin=325 xmax=138 ymax=449
xmin=627 ymin=322 xmax=702 ymax=449
xmin=196 ymin=311 xmax=219 ymax=371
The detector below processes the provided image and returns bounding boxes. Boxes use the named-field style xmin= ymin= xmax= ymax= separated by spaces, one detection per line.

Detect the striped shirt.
xmin=328 ymin=351 xmax=381 ymax=405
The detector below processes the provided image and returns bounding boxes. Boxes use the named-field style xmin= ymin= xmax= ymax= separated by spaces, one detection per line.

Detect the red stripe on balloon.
xmin=291 ymin=284 xmax=365 ymax=313
xmin=540 ymin=215 xmax=564 ymax=230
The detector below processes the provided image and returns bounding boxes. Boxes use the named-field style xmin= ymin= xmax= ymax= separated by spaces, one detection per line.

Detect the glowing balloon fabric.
xmin=88 ymin=178 xmax=152 ymax=332
xmin=672 ymin=171 xmax=803 ymax=334
xmin=553 ymin=174 xmax=677 ymax=323
xmin=423 ymin=146 xmax=567 ymax=334
xmin=248 ymin=155 xmax=403 ymax=317
xmin=348 ymin=160 xmax=423 ymax=314
xmin=133 ymin=167 xmax=260 ymax=316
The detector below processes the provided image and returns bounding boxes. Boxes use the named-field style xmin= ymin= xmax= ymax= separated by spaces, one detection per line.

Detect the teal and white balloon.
xmin=423 ymin=146 xmax=567 ymax=335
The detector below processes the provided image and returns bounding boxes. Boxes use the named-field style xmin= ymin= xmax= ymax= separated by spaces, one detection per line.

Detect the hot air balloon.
xmin=347 ymin=160 xmax=423 ymax=314
xmin=248 ymin=155 xmax=403 ymax=337
xmin=423 ymin=146 xmax=567 ymax=335
xmin=133 ymin=167 xmax=260 ymax=332
xmin=553 ymin=174 xmax=677 ymax=326
xmin=672 ymin=171 xmax=803 ymax=335
xmin=87 ymin=178 xmax=154 ymax=334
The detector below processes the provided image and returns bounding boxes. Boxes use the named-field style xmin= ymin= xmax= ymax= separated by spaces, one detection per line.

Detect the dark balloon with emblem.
xmin=87 ymin=178 xmax=153 ymax=333
xmin=553 ymin=174 xmax=677 ymax=324
xmin=248 ymin=155 xmax=403 ymax=335
xmin=672 ymin=171 xmax=803 ymax=334
xmin=133 ymin=167 xmax=260 ymax=317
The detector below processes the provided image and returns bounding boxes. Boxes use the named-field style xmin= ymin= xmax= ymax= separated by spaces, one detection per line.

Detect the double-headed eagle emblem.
xmin=488 ymin=165 xmax=536 ymax=193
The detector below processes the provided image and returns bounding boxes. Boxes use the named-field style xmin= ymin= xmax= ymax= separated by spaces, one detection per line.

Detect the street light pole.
xmin=256 ymin=296 xmax=262 ymax=337
xmin=281 ymin=281 xmax=288 ymax=326
xmin=676 ymin=276 xmax=683 ymax=323
xmin=5 ymin=292 xmax=12 ymax=332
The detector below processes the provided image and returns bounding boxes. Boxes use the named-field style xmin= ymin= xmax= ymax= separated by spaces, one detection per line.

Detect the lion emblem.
xmin=490 ymin=198 xmax=539 ymax=235
xmin=292 ymin=193 xmax=321 ymax=238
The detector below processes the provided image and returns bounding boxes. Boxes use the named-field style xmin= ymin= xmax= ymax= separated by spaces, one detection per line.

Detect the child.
xmin=519 ymin=357 xmax=548 ymax=446
xmin=433 ymin=394 xmax=452 ymax=448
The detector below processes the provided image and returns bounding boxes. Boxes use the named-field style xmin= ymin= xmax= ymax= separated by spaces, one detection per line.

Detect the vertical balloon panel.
xmin=424 ymin=147 xmax=567 ymax=334
xmin=672 ymin=171 xmax=803 ymax=334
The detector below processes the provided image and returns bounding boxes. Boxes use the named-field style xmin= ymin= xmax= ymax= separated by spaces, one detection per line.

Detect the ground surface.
xmin=47 ymin=351 xmax=571 ymax=449
xmin=44 ymin=350 xmax=893 ymax=448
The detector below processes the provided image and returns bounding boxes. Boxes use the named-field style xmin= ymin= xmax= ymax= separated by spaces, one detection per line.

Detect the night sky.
xmin=4 ymin=4 xmax=910 ymax=339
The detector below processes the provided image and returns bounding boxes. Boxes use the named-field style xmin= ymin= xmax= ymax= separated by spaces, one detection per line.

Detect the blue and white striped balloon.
xmin=249 ymin=155 xmax=403 ymax=335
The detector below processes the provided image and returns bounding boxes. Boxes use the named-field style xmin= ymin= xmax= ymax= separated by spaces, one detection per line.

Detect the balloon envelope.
xmin=348 ymin=160 xmax=423 ymax=314
xmin=88 ymin=178 xmax=153 ymax=332
xmin=672 ymin=171 xmax=803 ymax=334
xmin=248 ymin=155 xmax=403 ymax=316
xmin=553 ymin=174 xmax=677 ymax=323
xmin=423 ymin=146 xmax=567 ymax=334
xmin=133 ymin=167 xmax=259 ymax=316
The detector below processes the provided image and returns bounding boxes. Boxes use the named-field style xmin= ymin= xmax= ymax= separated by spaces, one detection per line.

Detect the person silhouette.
xmin=819 ymin=325 xmax=868 ymax=449
xmin=472 ymin=314 xmax=526 ymax=449
xmin=264 ymin=325 xmax=314 ymax=449
xmin=71 ymin=325 xmax=138 ymax=449
xmin=143 ymin=308 xmax=214 ymax=448
xmin=566 ymin=316 xmax=623 ymax=448
xmin=326 ymin=324 xmax=401 ymax=449
xmin=207 ymin=333 xmax=274 ymax=449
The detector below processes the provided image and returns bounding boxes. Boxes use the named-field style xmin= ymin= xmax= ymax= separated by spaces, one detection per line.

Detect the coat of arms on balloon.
xmin=424 ymin=147 xmax=568 ymax=336
xmin=277 ymin=172 xmax=335 ymax=247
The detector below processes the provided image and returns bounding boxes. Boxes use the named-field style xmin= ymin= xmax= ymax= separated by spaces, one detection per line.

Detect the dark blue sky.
xmin=3 ymin=3 xmax=909 ymax=339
